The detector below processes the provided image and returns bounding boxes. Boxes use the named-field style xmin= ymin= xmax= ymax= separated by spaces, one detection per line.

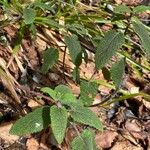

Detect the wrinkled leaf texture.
xmin=132 ymin=21 xmax=150 ymax=59
xmin=10 ymin=106 xmax=51 ymax=135
xmin=95 ymin=30 xmax=124 ymax=70
xmin=50 ymin=106 xmax=68 ymax=144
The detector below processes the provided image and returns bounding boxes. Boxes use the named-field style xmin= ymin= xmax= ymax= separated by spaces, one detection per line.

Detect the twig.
xmin=62 ymin=46 xmax=67 ymax=81
xmin=16 ymin=84 xmax=56 ymax=104
xmin=124 ymin=13 xmax=133 ymax=35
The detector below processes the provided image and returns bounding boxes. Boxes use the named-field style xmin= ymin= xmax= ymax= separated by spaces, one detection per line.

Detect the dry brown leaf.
xmin=125 ymin=120 xmax=147 ymax=140
xmin=114 ymin=0 xmax=142 ymax=5
xmin=0 ymin=122 xmax=19 ymax=144
xmin=26 ymin=138 xmax=39 ymax=150
xmin=95 ymin=130 xmax=118 ymax=149
xmin=27 ymin=99 xmax=44 ymax=109
xmin=122 ymin=130 xmax=140 ymax=146
xmin=125 ymin=120 xmax=141 ymax=132
xmin=39 ymin=131 xmax=51 ymax=150
xmin=111 ymin=140 xmax=143 ymax=150
xmin=0 ymin=69 xmax=20 ymax=103
xmin=142 ymin=99 xmax=150 ymax=109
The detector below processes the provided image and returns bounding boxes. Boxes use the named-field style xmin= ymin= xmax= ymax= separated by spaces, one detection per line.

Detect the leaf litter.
xmin=0 ymin=0 xmax=150 ymax=150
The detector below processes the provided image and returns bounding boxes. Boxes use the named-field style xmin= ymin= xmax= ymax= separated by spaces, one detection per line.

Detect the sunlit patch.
xmin=35 ymin=123 xmax=41 ymax=128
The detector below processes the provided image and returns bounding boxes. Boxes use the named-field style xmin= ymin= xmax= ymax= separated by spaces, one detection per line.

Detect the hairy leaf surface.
xmin=70 ymin=106 xmax=103 ymax=130
xmin=95 ymin=30 xmax=124 ymax=70
xmin=80 ymin=80 xmax=98 ymax=106
xmin=110 ymin=58 xmax=125 ymax=88
xmin=50 ymin=106 xmax=68 ymax=144
xmin=64 ymin=34 xmax=82 ymax=66
xmin=114 ymin=5 xmax=131 ymax=14
xmin=71 ymin=129 xmax=96 ymax=150
xmin=10 ymin=106 xmax=51 ymax=135
xmin=41 ymin=48 xmax=59 ymax=74
xmin=133 ymin=5 xmax=150 ymax=13
xmin=41 ymin=87 xmax=57 ymax=100
xmin=132 ymin=21 xmax=150 ymax=58
xmin=23 ymin=8 xmax=36 ymax=24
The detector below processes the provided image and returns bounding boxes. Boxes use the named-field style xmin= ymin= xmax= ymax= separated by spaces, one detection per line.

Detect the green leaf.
xmin=132 ymin=20 xmax=150 ymax=58
xmin=72 ymin=67 xmax=80 ymax=84
xmin=41 ymin=19 xmax=62 ymax=29
xmin=41 ymin=87 xmax=57 ymax=100
xmin=70 ymin=106 xmax=103 ymax=130
xmin=10 ymin=106 xmax=51 ymax=135
xmin=114 ymin=5 xmax=131 ymax=14
xmin=41 ymin=48 xmax=59 ymax=74
xmin=95 ymin=30 xmax=124 ymax=70
xmin=80 ymin=80 xmax=98 ymax=106
xmin=55 ymin=84 xmax=72 ymax=97
xmin=60 ymin=93 xmax=83 ymax=107
xmin=50 ymin=106 xmax=68 ymax=144
xmin=110 ymin=58 xmax=125 ymax=88
xmin=71 ymin=129 xmax=97 ymax=150
xmin=29 ymin=24 xmax=37 ymax=38
xmin=34 ymin=2 xmax=55 ymax=13
xmin=66 ymin=24 xmax=89 ymax=37
xmin=23 ymin=8 xmax=36 ymax=24
xmin=133 ymin=5 xmax=150 ymax=13
xmin=64 ymin=34 xmax=82 ymax=66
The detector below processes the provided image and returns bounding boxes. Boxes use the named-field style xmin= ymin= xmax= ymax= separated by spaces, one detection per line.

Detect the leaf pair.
xmin=10 ymin=85 xmax=103 ymax=145
xmin=10 ymin=105 xmax=67 ymax=145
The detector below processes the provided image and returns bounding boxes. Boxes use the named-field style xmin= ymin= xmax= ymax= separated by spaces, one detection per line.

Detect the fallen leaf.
xmin=26 ymin=137 xmax=39 ymax=150
xmin=95 ymin=130 xmax=118 ymax=149
xmin=111 ymin=140 xmax=143 ymax=150
xmin=0 ymin=122 xmax=19 ymax=143
xmin=125 ymin=120 xmax=146 ymax=140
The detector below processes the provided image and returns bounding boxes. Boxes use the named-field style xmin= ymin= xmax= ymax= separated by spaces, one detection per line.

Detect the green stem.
xmin=117 ymin=51 xmax=150 ymax=72
xmin=91 ymin=79 xmax=150 ymax=106
xmin=104 ymin=92 xmax=150 ymax=106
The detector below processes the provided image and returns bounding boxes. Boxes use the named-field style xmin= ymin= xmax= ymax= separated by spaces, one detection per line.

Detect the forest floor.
xmin=0 ymin=0 xmax=150 ymax=150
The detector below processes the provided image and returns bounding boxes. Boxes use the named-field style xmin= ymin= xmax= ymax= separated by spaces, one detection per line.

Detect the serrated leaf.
xmin=66 ymin=24 xmax=89 ymax=37
xmin=71 ymin=129 xmax=97 ymax=150
xmin=133 ymin=5 xmax=150 ymax=13
xmin=64 ymin=34 xmax=82 ymax=66
xmin=41 ymin=48 xmax=59 ymax=74
xmin=80 ymin=80 xmax=98 ymax=106
xmin=10 ymin=106 xmax=51 ymax=135
xmin=55 ymin=84 xmax=72 ymax=97
xmin=23 ymin=8 xmax=36 ymax=24
xmin=50 ymin=106 xmax=68 ymax=144
xmin=132 ymin=21 xmax=150 ymax=58
xmin=110 ymin=58 xmax=125 ymax=88
xmin=70 ymin=106 xmax=103 ymax=130
xmin=41 ymin=87 xmax=57 ymax=100
xmin=114 ymin=5 xmax=131 ymax=14
xmin=95 ymin=30 xmax=124 ymax=70
xmin=60 ymin=93 xmax=83 ymax=107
